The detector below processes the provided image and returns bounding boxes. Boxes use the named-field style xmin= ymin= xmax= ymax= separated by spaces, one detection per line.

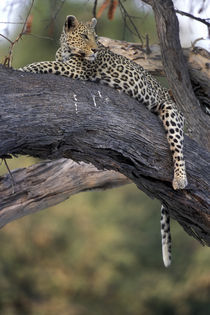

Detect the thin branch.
xmin=93 ymin=0 xmax=98 ymax=18
xmin=29 ymin=33 xmax=53 ymax=41
xmin=51 ymin=0 xmax=66 ymax=21
xmin=2 ymin=158 xmax=16 ymax=194
xmin=118 ymin=0 xmax=144 ymax=44
xmin=145 ymin=34 xmax=151 ymax=54
xmin=0 ymin=33 xmax=13 ymax=44
xmin=0 ymin=21 xmax=25 ymax=24
xmin=45 ymin=0 xmax=66 ymax=34
xmin=175 ymin=9 xmax=210 ymax=29
xmin=191 ymin=37 xmax=204 ymax=47
xmin=2 ymin=0 xmax=35 ymax=67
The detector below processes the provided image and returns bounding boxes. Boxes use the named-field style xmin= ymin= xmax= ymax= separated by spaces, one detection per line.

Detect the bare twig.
xmin=0 ymin=21 xmax=25 ymax=24
xmin=145 ymin=34 xmax=151 ymax=54
xmin=2 ymin=158 xmax=16 ymax=194
xmin=175 ymin=9 xmax=210 ymax=29
xmin=0 ymin=33 xmax=13 ymax=44
xmin=118 ymin=0 xmax=144 ymax=44
xmin=93 ymin=0 xmax=98 ymax=18
xmin=1 ymin=0 xmax=35 ymax=67
xmin=45 ymin=0 xmax=66 ymax=35
xmin=29 ymin=33 xmax=53 ymax=41
xmin=51 ymin=0 xmax=66 ymax=21
xmin=191 ymin=37 xmax=204 ymax=48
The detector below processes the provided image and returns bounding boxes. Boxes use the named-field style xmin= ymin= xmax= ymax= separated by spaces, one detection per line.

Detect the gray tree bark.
xmin=0 ymin=158 xmax=130 ymax=228
xmin=0 ymin=65 xmax=209 ymax=245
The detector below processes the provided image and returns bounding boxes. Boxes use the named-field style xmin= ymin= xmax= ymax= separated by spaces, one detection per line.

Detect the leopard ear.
xmin=65 ymin=15 xmax=78 ymax=32
xmin=90 ymin=18 xmax=97 ymax=28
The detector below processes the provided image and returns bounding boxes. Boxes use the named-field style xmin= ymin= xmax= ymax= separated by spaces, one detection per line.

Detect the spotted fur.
xmin=19 ymin=15 xmax=188 ymax=266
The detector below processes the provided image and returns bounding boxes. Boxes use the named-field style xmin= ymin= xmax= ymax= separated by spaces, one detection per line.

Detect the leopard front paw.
xmin=172 ymin=174 xmax=188 ymax=190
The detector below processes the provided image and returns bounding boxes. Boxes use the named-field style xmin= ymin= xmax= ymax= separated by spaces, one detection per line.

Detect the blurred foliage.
xmin=0 ymin=0 xmax=157 ymax=67
xmin=0 ymin=0 xmax=210 ymax=314
xmin=0 ymin=184 xmax=210 ymax=315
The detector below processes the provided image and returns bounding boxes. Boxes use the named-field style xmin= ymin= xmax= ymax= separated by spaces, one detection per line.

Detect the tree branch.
xmin=0 ymin=159 xmax=130 ymax=228
xmin=0 ymin=65 xmax=209 ymax=245
xmin=175 ymin=9 xmax=210 ymax=29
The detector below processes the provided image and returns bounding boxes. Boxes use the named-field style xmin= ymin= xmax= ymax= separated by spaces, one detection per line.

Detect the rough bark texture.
xmin=0 ymin=65 xmax=209 ymax=245
xmin=142 ymin=0 xmax=210 ymax=148
xmin=0 ymin=159 xmax=130 ymax=228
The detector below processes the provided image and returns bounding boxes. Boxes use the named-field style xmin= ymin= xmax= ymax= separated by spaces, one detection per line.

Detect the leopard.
xmin=19 ymin=15 xmax=188 ymax=267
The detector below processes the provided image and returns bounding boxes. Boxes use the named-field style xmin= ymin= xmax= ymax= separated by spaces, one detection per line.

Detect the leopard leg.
xmin=160 ymin=205 xmax=171 ymax=267
xmin=19 ymin=60 xmax=89 ymax=80
xmin=158 ymin=101 xmax=188 ymax=190
xmin=19 ymin=61 xmax=64 ymax=74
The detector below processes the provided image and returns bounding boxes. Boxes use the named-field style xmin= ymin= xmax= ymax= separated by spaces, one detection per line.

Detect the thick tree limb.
xmin=142 ymin=0 xmax=210 ymax=148
xmin=0 ymin=159 xmax=130 ymax=228
xmin=0 ymin=65 xmax=209 ymax=245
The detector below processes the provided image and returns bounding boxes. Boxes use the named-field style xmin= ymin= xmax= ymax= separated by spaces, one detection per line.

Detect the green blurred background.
xmin=0 ymin=1 xmax=210 ymax=314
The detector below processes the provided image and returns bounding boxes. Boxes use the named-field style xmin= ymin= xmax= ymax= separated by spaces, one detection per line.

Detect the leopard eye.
xmin=81 ymin=34 xmax=89 ymax=40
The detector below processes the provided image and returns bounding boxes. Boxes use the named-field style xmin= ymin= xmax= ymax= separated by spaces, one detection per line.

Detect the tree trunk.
xmin=0 ymin=65 xmax=209 ymax=245
xmin=142 ymin=0 xmax=210 ymax=148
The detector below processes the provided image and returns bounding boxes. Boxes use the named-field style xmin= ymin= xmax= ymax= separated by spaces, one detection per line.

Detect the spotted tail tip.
xmin=162 ymin=243 xmax=171 ymax=267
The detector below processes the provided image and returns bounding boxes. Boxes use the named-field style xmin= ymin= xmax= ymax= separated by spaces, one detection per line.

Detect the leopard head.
xmin=60 ymin=15 xmax=99 ymax=61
